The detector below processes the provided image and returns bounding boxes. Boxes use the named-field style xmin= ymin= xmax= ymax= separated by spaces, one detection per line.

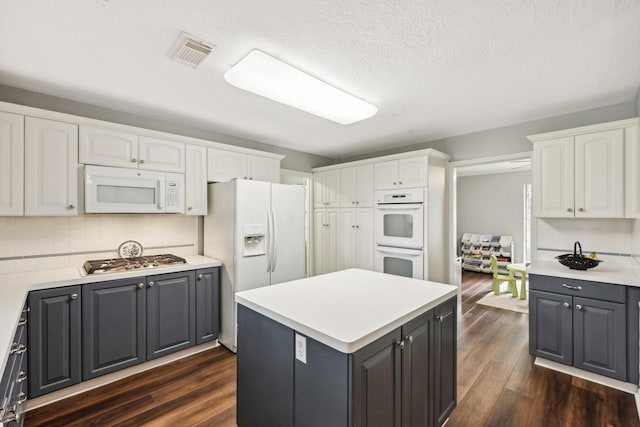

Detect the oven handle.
xmin=376 ymin=246 xmax=423 ymax=256
xmin=375 ymin=204 xmax=422 ymax=210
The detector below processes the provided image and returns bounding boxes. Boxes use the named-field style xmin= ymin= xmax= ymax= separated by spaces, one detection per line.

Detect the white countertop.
xmin=528 ymin=259 xmax=640 ymax=287
xmin=0 ymin=255 xmax=221 ymax=376
xmin=235 ymin=269 xmax=458 ymax=353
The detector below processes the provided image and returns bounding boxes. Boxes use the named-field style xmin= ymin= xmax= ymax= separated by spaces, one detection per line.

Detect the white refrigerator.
xmin=204 ymin=179 xmax=305 ymax=352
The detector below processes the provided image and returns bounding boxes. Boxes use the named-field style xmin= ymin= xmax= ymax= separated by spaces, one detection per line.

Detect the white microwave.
xmin=85 ymin=165 xmax=184 ymax=213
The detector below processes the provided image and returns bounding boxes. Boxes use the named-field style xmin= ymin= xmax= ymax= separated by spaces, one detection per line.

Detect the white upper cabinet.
xmin=314 ymin=169 xmax=341 ymax=208
xmin=185 ymin=144 xmax=208 ymax=215
xmin=24 ymin=117 xmax=78 ymax=216
xmin=79 ymin=126 xmax=185 ymax=173
xmin=208 ymin=148 xmax=280 ymax=183
xmin=625 ymin=125 xmax=640 ymax=218
xmin=0 ymin=112 xmax=24 ymax=216
xmin=137 ymin=136 xmax=185 ymax=173
xmin=531 ymin=122 xmax=631 ymax=218
xmin=374 ymin=156 xmax=428 ymax=190
xmin=340 ymin=164 xmax=374 ymax=207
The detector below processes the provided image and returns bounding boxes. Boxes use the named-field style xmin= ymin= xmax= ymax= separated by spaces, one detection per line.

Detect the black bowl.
xmin=555 ymin=254 xmax=602 ymax=270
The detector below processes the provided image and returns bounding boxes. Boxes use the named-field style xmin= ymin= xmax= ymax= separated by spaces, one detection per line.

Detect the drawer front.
xmin=530 ymin=274 xmax=626 ymax=303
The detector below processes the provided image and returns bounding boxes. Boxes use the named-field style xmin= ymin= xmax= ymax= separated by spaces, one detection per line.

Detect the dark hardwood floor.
xmin=26 ymin=271 xmax=639 ymax=426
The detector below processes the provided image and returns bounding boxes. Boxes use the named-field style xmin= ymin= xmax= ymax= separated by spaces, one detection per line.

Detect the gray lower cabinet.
xmin=146 ymin=271 xmax=196 ymax=360
xmin=28 ymin=286 xmax=81 ymax=398
xmin=1 ymin=304 xmax=28 ymax=426
xmin=237 ymin=297 xmax=457 ymax=427
xmin=529 ymin=275 xmax=627 ymax=381
xmin=82 ymin=278 xmax=146 ymax=380
xmin=195 ymin=268 xmax=220 ymax=344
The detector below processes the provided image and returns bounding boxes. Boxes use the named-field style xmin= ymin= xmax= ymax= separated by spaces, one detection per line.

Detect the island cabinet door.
xmin=352 ymin=328 xmax=403 ymax=427
xmin=433 ymin=297 xmax=457 ymax=427
xmin=401 ymin=311 xmax=432 ymax=427
xmin=237 ymin=305 xmax=293 ymax=427
xmin=529 ymin=290 xmax=573 ymax=365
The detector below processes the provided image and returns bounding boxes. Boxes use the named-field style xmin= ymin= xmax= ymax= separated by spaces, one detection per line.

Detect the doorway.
xmin=280 ymin=169 xmax=312 ymax=276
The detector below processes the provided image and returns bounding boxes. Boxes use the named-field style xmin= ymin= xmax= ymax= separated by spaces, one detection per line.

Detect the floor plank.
xmin=25 ymin=271 xmax=639 ymax=426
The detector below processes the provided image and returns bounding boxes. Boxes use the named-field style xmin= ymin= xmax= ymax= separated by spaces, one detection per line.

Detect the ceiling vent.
xmin=170 ymin=32 xmax=215 ymax=68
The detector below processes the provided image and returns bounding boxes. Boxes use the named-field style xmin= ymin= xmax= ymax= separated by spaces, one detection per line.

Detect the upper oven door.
xmin=85 ymin=165 xmax=166 ymax=213
xmin=375 ymin=203 xmax=424 ymax=249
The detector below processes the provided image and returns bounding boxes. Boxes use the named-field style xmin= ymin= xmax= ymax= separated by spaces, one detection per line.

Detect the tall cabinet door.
xmin=314 ymin=210 xmax=327 ymax=274
xmin=195 ymin=268 xmax=220 ymax=345
xmin=82 ymin=278 xmax=146 ymax=380
xmin=340 ymin=208 xmax=357 ymax=269
xmin=326 ymin=209 xmax=340 ymax=273
xmin=356 ymin=164 xmax=375 ymax=207
xmin=185 ymin=144 xmax=208 ymax=215
xmin=401 ymin=312 xmax=432 ymax=427
xmin=533 ymin=137 xmax=574 ymax=217
xmin=574 ymin=129 xmax=624 ymax=218
xmin=28 ymin=286 xmax=82 ymax=398
xmin=433 ymin=298 xmax=457 ymax=427
xmin=0 ymin=112 xmax=24 ymax=216
xmin=146 ymin=271 xmax=196 ymax=360
xmin=24 ymin=117 xmax=78 ymax=216
xmin=340 ymin=167 xmax=358 ymax=207
xmin=529 ymin=290 xmax=573 ymax=365
xmin=573 ymin=297 xmax=626 ymax=381
xmin=356 ymin=208 xmax=374 ymax=270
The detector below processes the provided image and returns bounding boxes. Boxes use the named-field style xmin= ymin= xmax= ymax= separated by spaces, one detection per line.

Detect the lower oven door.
xmin=374 ymin=246 xmax=424 ymax=279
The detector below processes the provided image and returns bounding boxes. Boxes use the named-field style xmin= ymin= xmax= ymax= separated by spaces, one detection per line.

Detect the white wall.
xmin=0 ymin=214 xmax=198 ymax=274
xmin=457 ymin=170 xmax=531 ymax=262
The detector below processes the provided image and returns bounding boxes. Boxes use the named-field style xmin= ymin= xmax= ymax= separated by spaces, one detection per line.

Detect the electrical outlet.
xmin=295 ymin=333 xmax=307 ymax=364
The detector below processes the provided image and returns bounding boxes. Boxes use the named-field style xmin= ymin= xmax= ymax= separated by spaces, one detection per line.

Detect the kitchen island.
xmin=235 ymin=268 xmax=458 ymax=427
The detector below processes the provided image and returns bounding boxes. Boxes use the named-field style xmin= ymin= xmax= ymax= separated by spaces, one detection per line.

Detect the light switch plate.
xmin=295 ymin=333 xmax=307 ymax=364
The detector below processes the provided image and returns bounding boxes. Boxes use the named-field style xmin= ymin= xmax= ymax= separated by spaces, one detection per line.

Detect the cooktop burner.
xmin=83 ymin=254 xmax=187 ymax=275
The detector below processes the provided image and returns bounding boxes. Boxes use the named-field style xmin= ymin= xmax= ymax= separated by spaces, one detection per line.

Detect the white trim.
xmin=527 ymin=117 xmax=639 ymax=142
xmin=449 ymin=151 xmax=533 ymax=168
xmin=0 ymin=100 xmax=285 ymax=160
xmin=312 ymin=148 xmax=451 ymax=172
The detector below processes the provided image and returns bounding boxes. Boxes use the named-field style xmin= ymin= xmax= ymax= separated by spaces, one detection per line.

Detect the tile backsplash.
xmin=0 ymin=214 xmax=199 ymax=274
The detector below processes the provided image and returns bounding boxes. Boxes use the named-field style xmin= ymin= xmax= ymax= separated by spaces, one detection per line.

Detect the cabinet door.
xmin=28 ymin=286 xmax=81 ymax=398
xmin=326 ymin=209 xmax=341 ymax=273
xmin=340 ymin=208 xmax=357 ymax=269
xmin=573 ymin=297 xmax=626 ymax=381
xmin=575 ymin=130 xmax=624 ymax=218
xmin=374 ymin=160 xmax=398 ymax=190
xmin=624 ymin=125 xmax=640 ymax=218
xmin=185 ymin=144 xmax=208 ymax=215
xmin=356 ymin=208 xmax=374 ymax=270
xmin=79 ymin=125 xmax=138 ymax=168
xmin=146 ymin=271 xmax=196 ymax=360
xmin=195 ymin=268 xmax=220 ymax=344
xmin=529 ymin=290 xmax=573 ymax=365
xmin=248 ymin=155 xmax=280 ymax=183
xmin=314 ymin=210 xmax=328 ymax=275
xmin=325 ymin=169 xmax=341 ymax=208
xmin=532 ymin=137 xmax=574 ymax=218
xmin=0 ymin=112 xmax=24 ymax=216
xmin=352 ymin=328 xmax=402 ymax=427
xmin=314 ymin=172 xmax=327 ymax=208
xmin=82 ymin=278 xmax=146 ymax=380
xmin=207 ymin=148 xmax=247 ymax=182
xmin=398 ymin=157 xmax=428 ymax=188
xmin=356 ymin=164 xmax=375 ymax=207
xmin=433 ymin=298 xmax=456 ymax=427
xmin=138 ymin=136 xmax=185 ymax=173
xmin=340 ymin=167 xmax=357 ymax=207
xmin=24 ymin=117 xmax=78 ymax=216
xmin=401 ymin=312 xmax=432 ymax=427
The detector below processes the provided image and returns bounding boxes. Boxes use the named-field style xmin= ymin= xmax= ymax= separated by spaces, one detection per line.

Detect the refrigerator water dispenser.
xmin=242 ymin=224 xmax=267 ymax=257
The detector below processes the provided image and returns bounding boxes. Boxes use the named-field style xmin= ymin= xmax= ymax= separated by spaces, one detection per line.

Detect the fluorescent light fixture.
xmin=224 ymin=50 xmax=377 ymax=125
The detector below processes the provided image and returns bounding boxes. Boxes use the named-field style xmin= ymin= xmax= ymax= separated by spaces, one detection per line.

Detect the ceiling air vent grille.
xmin=170 ymin=32 xmax=215 ymax=68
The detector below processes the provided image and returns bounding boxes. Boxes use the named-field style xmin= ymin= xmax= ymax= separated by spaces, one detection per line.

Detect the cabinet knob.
xmin=198 ymin=274 xmax=204 ymax=280
xmin=563 ymin=302 xmax=570 ymax=308
xmin=148 ymin=281 xmax=154 ymax=287
xmin=68 ymin=204 xmax=76 ymax=209
xmin=575 ymin=304 xmax=583 ymax=310
xmin=249 ymin=177 xmax=253 ymax=180
xmin=71 ymin=293 xmax=78 ymax=300
xmin=17 ymin=392 xmax=27 ymax=404
xmin=356 ymin=225 xmax=360 ymax=228
xmin=356 ymin=201 xmax=359 ymax=204
xmin=244 ymin=176 xmax=248 ymax=179
xmin=188 ymin=206 xmax=193 ymax=211
xmin=397 ymin=340 xmax=405 ymax=350
xmin=17 ymin=317 xmax=27 ymax=326
xmin=406 ymin=335 xmax=413 ymax=344
xmin=352 ymin=201 xmax=355 ymax=204
xmin=139 ymin=159 xmax=146 ymax=164
xmin=578 ymin=208 xmax=585 ymax=212
xmin=138 ymin=283 xmax=144 ymax=289
xmin=131 ymin=158 xmax=137 ymax=163
xmin=393 ymin=182 xmax=397 ymax=186
xmin=566 ymin=208 xmax=573 ymax=212
xmin=352 ymin=225 xmax=355 ymax=228
xmin=398 ymin=181 xmax=403 ymax=185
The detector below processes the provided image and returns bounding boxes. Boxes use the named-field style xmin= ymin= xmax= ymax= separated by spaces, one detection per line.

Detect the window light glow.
xmin=224 ymin=50 xmax=377 ymax=125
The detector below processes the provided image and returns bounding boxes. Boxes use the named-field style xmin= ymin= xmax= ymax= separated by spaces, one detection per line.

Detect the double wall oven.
xmin=374 ymin=188 xmax=425 ymax=279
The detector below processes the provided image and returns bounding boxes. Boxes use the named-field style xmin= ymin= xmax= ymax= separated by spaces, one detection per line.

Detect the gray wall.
xmin=0 ymin=84 xmax=333 ymax=172
xmin=457 ymin=170 xmax=531 ymax=262
xmin=337 ymin=102 xmax=637 ymax=163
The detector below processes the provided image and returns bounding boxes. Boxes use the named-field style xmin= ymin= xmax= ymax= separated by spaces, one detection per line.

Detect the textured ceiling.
xmin=0 ymin=0 xmax=639 ymax=158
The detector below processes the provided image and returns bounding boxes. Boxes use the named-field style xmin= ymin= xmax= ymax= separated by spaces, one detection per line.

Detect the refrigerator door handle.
xmin=271 ymin=207 xmax=278 ymax=272
xmin=266 ymin=209 xmax=272 ymax=272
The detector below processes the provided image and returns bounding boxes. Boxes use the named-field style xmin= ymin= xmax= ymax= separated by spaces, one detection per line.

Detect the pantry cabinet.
xmin=24 ymin=117 xmax=78 ymax=216
xmin=207 ymin=148 xmax=280 ymax=183
xmin=0 ymin=111 xmax=24 ymax=216
xmin=340 ymin=164 xmax=374 ymax=207
xmin=339 ymin=208 xmax=374 ymax=271
xmin=374 ymin=156 xmax=428 ymax=190
xmin=314 ymin=169 xmax=341 ymax=208
xmin=314 ymin=209 xmax=340 ymax=275
xmin=185 ymin=144 xmax=208 ymax=215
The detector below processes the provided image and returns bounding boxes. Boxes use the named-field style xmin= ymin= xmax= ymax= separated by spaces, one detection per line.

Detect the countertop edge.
xmin=528 ymin=261 xmax=640 ymax=287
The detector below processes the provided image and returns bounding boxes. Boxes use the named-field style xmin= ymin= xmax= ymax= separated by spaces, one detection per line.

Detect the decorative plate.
xmin=118 ymin=240 xmax=143 ymax=259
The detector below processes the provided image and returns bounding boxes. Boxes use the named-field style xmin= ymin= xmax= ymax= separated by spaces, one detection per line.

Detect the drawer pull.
xmin=17 ymin=317 xmax=27 ymax=326
xmin=10 ymin=343 xmax=26 ymax=355
xmin=16 ymin=371 xmax=27 ymax=383
xmin=17 ymin=392 xmax=27 ymax=404
xmin=562 ymin=284 xmax=582 ymax=291
xmin=437 ymin=311 xmax=454 ymax=322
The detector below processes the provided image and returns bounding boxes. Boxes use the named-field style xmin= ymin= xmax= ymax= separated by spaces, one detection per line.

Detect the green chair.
xmin=490 ymin=254 xmax=517 ymax=297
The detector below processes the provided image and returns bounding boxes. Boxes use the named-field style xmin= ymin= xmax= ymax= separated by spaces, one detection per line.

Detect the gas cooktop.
xmin=83 ymin=254 xmax=187 ymax=275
